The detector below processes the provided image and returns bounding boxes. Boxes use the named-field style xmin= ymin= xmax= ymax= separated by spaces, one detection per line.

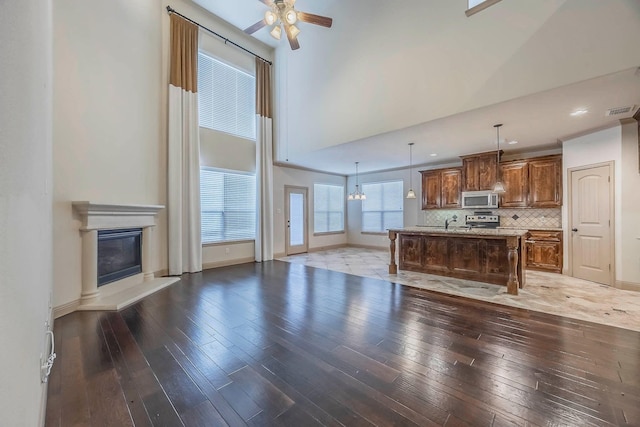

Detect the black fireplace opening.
xmin=97 ymin=228 xmax=142 ymax=286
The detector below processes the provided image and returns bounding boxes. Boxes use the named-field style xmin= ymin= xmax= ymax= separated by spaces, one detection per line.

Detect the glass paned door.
xmin=285 ymin=186 xmax=308 ymax=255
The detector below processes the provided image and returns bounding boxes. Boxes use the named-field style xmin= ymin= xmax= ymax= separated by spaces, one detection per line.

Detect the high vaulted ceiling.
xmin=193 ymin=0 xmax=640 ymax=175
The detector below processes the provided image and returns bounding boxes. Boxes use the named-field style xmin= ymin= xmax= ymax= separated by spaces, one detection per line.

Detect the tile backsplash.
xmin=421 ymin=208 xmax=561 ymax=229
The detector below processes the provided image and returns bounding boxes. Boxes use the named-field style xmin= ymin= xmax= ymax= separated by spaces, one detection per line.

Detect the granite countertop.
xmin=391 ymin=226 xmax=529 ymax=237
xmin=498 ymin=226 xmax=563 ymax=231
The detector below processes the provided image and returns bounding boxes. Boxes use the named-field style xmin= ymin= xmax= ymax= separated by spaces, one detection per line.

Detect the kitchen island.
xmin=388 ymin=227 xmax=528 ymax=295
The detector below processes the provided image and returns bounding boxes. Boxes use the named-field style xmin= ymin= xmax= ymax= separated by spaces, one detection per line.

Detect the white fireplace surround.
xmin=71 ymin=202 xmax=179 ymax=311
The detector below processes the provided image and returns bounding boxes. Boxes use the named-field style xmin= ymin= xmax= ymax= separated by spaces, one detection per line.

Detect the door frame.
xmin=567 ymin=161 xmax=615 ymax=286
xmin=284 ymin=185 xmax=309 ymax=256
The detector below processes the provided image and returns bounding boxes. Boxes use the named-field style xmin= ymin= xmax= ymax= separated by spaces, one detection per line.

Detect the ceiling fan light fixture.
xmin=264 ymin=10 xmax=278 ymax=26
xmin=285 ymin=8 xmax=298 ymax=24
xmin=270 ymin=24 xmax=282 ymax=40
xmin=288 ymin=24 xmax=300 ymax=38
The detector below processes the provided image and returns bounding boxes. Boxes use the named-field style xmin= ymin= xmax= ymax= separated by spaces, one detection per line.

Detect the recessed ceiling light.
xmin=570 ymin=109 xmax=588 ymax=116
xmin=430 ymin=153 xmax=437 ymax=157
xmin=508 ymin=140 xmax=518 ymax=145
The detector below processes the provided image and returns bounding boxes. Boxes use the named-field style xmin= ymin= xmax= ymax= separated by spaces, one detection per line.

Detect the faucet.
xmin=445 ymin=215 xmax=457 ymax=230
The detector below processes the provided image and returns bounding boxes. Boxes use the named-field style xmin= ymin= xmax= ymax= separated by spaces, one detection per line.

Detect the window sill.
xmin=203 ymin=239 xmax=255 ymax=247
xmin=313 ymin=231 xmax=345 ymax=237
xmin=361 ymin=231 xmax=387 ymax=236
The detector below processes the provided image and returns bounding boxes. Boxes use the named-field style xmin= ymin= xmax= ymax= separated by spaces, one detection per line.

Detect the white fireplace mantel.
xmin=70 ymin=201 xmax=178 ymax=312
xmin=72 ymin=201 xmax=164 ymax=230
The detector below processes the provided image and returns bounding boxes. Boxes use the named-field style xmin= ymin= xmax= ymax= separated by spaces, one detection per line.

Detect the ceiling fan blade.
xmin=284 ymin=24 xmax=300 ymax=50
xmin=244 ymin=19 xmax=267 ymax=35
xmin=297 ymin=11 xmax=333 ymax=28
xmin=259 ymin=0 xmax=274 ymax=6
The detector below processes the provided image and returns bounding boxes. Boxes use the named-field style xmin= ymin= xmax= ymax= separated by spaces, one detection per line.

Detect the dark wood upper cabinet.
xmin=499 ymin=160 xmax=528 ymax=207
xmin=528 ymin=155 xmax=562 ymax=207
xmin=421 ymin=167 xmax=461 ymax=209
xmin=422 ymin=153 xmax=562 ymax=209
xmin=461 ymin=151 xmax=498 ymax=191
xmin=421 ymin=170 xmax=441 ymax=209
xmin=441 ymin=168 xmax=462 ymax=208
xmin=461 ymin=157 xmax=479 ymax=191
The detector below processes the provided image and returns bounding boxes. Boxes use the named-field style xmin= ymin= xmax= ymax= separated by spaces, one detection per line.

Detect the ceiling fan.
xmin=244 ymin=0 xmax=333 ymax=50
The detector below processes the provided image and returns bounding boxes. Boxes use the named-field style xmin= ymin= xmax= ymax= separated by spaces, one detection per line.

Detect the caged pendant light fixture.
xmin=406 ymin=143 xmax=416 ymax=199
xmin=347 ymin=162 xmax=366 ymax=201
xmin=492 ymin=124 xmax=506 ymax=194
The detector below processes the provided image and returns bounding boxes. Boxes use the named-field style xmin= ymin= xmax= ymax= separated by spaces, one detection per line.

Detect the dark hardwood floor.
xmin=45 ymin=261 xmax=640 ymax=426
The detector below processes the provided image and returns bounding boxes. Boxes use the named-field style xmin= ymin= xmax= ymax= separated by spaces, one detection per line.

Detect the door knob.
xmin=571 ymin=228 xmax=578 ymax=232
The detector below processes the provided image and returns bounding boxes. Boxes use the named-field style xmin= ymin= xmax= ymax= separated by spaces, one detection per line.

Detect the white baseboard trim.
xmin=202 ymin=257 xmax=255 ymax=270
xmin=309 ymin=243 xmax=348 ymax=252
xmin=155 ymin=268 xmax=169 ymax=277
xmin=54 ymin=299 xmax=80 ymax=319
xmin=616 ymin=280 xmax=640 ymax=292
xmin=347 ymin=243 xmax=388 ymax=251
xmin=273 ymin=252 xmax=286 ymax=259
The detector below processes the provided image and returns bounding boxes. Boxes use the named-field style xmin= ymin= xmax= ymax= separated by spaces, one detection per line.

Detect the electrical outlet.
xmin=225 ymin=247 xmax=230 ymax=255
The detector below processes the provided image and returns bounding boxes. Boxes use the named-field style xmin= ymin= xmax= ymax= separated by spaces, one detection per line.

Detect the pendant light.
xmin=347 ymin=162 xmax=366 ymax=201
xmin=406 ymin=143 xmax=416 ymax=199
xmin=492 ymin=123 xmax=506 ymax=194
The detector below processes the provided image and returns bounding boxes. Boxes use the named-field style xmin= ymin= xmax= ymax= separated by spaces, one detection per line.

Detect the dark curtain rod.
xmin=166 ymin=6 xmax=272 ymax=65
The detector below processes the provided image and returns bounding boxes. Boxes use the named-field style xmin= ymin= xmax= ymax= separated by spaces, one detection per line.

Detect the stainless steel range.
xmin=465 ymin=211 xmax=500 ymax=229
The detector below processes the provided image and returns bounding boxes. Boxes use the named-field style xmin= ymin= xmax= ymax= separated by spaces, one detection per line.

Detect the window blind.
xmin=200 ymin=168 xmax=256 ymax=243
xmin=361 ymin=181 xmax=403 ymax=232
xmin=197 ymin=52 xmax=256 ymax=140
xmin=314 ymin=184 xmax=344 ymax=233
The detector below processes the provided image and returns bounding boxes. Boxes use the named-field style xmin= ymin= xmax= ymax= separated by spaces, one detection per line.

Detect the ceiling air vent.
xmin=605 ymin=105 xmax=636 ymax=116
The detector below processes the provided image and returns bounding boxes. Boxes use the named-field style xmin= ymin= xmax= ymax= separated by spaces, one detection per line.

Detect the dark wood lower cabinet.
xmin=400 ymin=234 xmax=423 ymax=269
xmin=396 ymin=231 xmax=525 ymax=291
xmin=525 ymin=230 xmax=563 ymax=273
xmin=424 ymin=235 xmax=449 ymax=272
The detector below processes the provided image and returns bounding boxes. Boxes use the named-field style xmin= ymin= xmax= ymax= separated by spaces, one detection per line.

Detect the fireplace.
xmin=69 ymin=202 xmax=179 ymax=313
xmin=97 ymin=228 xmax=142 ymax=286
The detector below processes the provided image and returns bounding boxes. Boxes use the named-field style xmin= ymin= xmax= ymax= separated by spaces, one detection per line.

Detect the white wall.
xmin=0 ymin=1 xmax=54 ymax=425
xmin=52 ymin=0 xmax=273 ymax=309
xmin=53 ymin=0 xmax=165 ymax=308
xmin=620 ymin=120 xmax=640 ymax=285
xmin=347 ymin=167 xmax=422 ymax=249
xmin=273 ymin=166 xmax=348 ymax=256
xmin=562 ymin=126 xmax=625 ymax=281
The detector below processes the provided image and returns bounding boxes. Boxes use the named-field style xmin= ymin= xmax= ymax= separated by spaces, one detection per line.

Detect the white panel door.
xmin=570 ymin=164 xmax=613 ymax=285
xmin=285 ymin=186 xmax=308 ymax=255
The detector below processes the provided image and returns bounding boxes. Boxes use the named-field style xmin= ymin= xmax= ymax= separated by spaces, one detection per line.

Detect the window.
xmin=197 ymin=52 xmax=256 ymax=140
xmin=200 ymin=168 xmax=256 ymax=244
xmin=314 ymin=184 xmax=344 ymax=233
xmin=361 ymin=181 xmax=403 ymax=233
xmin=466 ymin=0 xmax=502 ymax=16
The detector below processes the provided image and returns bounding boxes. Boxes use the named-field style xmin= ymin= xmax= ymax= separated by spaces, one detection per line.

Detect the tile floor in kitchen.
xmin=278 ymin=247 xmax=640 ymax=332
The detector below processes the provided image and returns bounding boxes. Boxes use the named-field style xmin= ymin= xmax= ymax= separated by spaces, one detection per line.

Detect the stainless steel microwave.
xmin=461 ymin=191 xmax=499 ymax=209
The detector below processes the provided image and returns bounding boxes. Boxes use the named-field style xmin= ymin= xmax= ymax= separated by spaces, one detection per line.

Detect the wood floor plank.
xmin=46 ymin=260 xmax=640 ymax=427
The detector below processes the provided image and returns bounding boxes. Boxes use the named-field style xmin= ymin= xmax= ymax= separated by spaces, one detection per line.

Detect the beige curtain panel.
xmin=168 ymin=12 xmax=202 ymax=275
xmin=169 ymin=14 xmax=198 ymax=93
xmin=256 ymin=59 xmax=272 ymax=119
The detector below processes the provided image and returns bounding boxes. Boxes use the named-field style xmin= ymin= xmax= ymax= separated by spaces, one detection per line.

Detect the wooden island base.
xmin=389 ymin=228 xmax=527 ymax=295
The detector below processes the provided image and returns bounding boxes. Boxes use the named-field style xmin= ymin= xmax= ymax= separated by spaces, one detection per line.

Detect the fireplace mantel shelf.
xmin=72 ymin=201 xmax=164 ymax=231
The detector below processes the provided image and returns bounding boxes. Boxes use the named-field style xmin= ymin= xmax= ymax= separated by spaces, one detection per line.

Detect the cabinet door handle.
xmin=571 ymin=228 xmax=578 ymax=232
